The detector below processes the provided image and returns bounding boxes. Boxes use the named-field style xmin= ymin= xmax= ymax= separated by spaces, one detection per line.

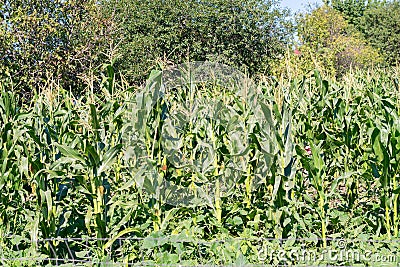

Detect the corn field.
xmin=1 ymin=62 xmax=400 ymax=266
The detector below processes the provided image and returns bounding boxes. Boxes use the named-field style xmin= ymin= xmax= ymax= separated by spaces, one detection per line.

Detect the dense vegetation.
xmin=1 ymin=0 xmax=400 ymax=266
xmin=0 ymin=0 xmax=292 ymax=94
xmin=331 ymin=0 xmax=400 ymax=66
xmin=1 ymin=64 xmax=400 ymax=265
xmin=104 ymin=0 xmax=293 ymax=81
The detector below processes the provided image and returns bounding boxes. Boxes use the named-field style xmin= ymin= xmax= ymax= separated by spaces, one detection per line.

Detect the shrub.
xmin=274 ymin=5 xmax=382 ymax=78
xmin=99 ymin=0 xmax=293 ymax=83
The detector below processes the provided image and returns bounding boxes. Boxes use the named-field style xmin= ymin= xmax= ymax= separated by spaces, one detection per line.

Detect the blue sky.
xmin=280 ymin=0 xmax=324 ymax=13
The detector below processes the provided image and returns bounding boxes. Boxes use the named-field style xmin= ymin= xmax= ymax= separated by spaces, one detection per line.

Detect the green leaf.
xmin=103 ymin=227 xmax=141 ymax=250
xmin=44 ymin=190 xmax=53 ymax=221
xmin=55 ymin=144 xmax=86 ymax=164
xmin=98 ymin=144 xmax=123 ymax=174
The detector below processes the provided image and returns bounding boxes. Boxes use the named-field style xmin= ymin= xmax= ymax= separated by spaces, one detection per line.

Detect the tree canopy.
xmin=330 ymin=0 xmax=400 ymax=66
xmin=2 ymin=0 xmax=399 ymax=94
xmin=99 ymin=0 xmax=293 ymax=82
xmin=282 ymin=4 xmax=381 ymax=78
xmin=0 ymin=0 xmax=114 ymax=94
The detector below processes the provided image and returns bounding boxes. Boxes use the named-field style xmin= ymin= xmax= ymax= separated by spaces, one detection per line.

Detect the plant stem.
xmin=245 ymin=164 xmax=252 ymax=208
xmin=214 ymin=155 xmax=221 ymax=224
xmin=393 ymin=174 xmax=398 ymax=237
xmin=319 ymin=193 xmax=327 ymax=248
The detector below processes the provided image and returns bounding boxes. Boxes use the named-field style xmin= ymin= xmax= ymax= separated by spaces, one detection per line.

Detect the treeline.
xmin=0 ymin=0 xmax=399 ymax=95
xmin=283 ymin=0 xmax=400 ymax=78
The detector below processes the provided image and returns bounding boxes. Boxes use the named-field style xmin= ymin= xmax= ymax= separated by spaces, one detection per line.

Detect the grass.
xmin=0 ymin=64 xmax=400 ymax=265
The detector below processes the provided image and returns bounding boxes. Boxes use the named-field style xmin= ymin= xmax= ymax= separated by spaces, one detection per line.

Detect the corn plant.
xmin=2 ymin=65 xmax=400 ymax=266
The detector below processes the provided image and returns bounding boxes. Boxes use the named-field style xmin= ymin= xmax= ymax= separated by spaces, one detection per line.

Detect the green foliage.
xmin=330 ymin=0 xmax=400 ymax=66
xmin=284 ymin=4 xmax=382 ymax=78
xmin=330 ymin=0 xmax=367 ymax=26
xmin=100 ymin=0 xmax=293 ymax=82
xmin=1 ymin=64 xmax=400 ymax=265
xmin=2 ymin=0 xmax=400 ymax=265
xmin=0 ymin=0 xmax=114 ymax=96
xmin=358 ymin=1 xmax=400 ymax=66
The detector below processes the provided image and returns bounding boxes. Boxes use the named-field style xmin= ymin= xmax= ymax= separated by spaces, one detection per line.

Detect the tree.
xmin=292 ymin=5 xmax=381 ymax=77
xmin=330 ymin=0 xmax=367 ymax=26
xmin=358 ymin=1 xmax=400 ymax=66
xmin=330 ymin=0 xmax=400 ymax=66
xmin=100 ymin=0 xmax=293 ymax=82
xmin=0 ymin=0 xmax=114 ymax=95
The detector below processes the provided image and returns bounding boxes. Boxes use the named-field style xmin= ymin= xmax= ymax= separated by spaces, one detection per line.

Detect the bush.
xmin=275 ymin=5 xmax=382 ymax=78
xmin=358 ymin=1 xmax=400 ymax=66
xmin=100 ymin=0 xmax=293 ymax=83
xmin=0 ymin=0 xmax=115 ymax=96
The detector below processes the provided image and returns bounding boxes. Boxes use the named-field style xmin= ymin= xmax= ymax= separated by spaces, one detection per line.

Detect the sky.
xmin=280 ymin=0 xmax=324 ymax=13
